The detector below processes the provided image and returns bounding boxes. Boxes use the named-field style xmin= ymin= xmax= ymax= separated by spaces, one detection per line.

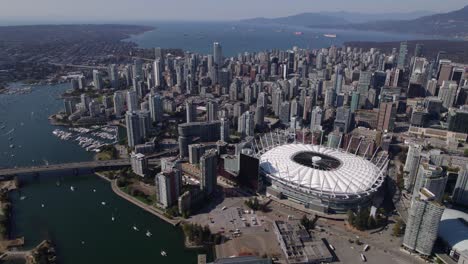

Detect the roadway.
xmin=0 ymin=159 xmax=130 ymax=176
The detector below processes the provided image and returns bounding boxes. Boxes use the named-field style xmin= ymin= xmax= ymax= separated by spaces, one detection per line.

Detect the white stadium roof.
xmin=259 ymin=143 xmax=384 ymax=196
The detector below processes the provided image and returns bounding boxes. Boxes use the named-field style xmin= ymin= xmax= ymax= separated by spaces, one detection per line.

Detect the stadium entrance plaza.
xmin=189 ymin=193 xmax=425 ymax=264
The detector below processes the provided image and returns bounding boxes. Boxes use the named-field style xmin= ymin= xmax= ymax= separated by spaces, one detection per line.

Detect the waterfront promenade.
xmin=95 ymin=172 xmax=181 ymax=226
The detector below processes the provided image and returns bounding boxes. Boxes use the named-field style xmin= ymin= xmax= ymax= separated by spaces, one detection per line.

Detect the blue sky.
xmin=1 ymin=0 xmax=467 ymax=22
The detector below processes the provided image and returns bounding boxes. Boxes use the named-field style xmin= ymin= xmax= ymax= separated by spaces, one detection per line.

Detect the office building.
xmin=200 ymin=149 xmax=218 ymax=195
xmin=279 ymin=101 xmax=290 ymax=124
xmin=310 ymin=106 xmax=323 ymax=131
xmin=397 ymin=41 xmax=408 ymax=69
xmin=213 ymin=42 xmax=223 ymax=66
xmin=438 ymin=81 xmax=458 ymax=109
xmin=377 ymin=100 xmax=396 ymax=132
xmin=178 ymin=121 xmax=221 ymax=157
xmin=447 ymin=108 xmax=468 ymax=133
xmin=334 ymin=106 xmax=352 ymax=133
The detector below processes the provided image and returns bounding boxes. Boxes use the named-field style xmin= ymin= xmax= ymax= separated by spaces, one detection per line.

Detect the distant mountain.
xmin=239 ymin=10 xmax=432 ymax=27
xmin=346 ymin=5 xmax=468 ymax=38
xmin=241 ymin=13 xmax=349 ymax=27
xmin=319 ymin=11 xmax=434 ymax=24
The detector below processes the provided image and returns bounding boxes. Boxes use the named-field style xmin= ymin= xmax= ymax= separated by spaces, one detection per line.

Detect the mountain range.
xmin=240 ymin=5 xmax=468 ymax=39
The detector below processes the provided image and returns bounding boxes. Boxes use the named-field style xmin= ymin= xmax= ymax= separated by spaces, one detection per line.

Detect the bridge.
xmin=0 ymin=159 xmax=131 ymax=177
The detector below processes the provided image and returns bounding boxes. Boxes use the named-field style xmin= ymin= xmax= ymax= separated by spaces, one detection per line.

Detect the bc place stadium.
xmin=247 ymin=130 xmax=388 ymax=214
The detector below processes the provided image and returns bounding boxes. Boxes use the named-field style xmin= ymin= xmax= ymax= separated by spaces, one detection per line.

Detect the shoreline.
xmin=94 ymin=172 xmax=180 ymax=227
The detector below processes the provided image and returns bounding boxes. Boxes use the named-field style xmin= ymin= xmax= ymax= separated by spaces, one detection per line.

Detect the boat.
xmin=111 ymin=216 xmax=115 ymax=221
xmin=294 ymin=31 xmax=304 ymax=35
xmin=9 ymin=144 xmax=14 ymax=148
xmin=101 ymin=202 xmax=106 ymax=206
xmin=133 ymin=226 xmax=139 ymax=231
xmin=41 ymin=204 xmax=45 ymax=208
xmin=146 ymin=231 xmax=152 ymax=237
xmin=323 ymin=34 xmax=337 ymax=38
xmin=70 ymin=186 xmax=75 ymax=191
xmin=161 ymin=251 xmax=167 ymax=256
xmin=20 ymin=196 xmax=26 ymax=200
xmin=93 ymin=189 xmax=96 ymax=192
xmin=363 ymin=244 xmax=369 ymax=251
xmin=360 ymin=253 xmax=366 ymax=262
xmin=329 ymin=244 xmax=335 ymax=251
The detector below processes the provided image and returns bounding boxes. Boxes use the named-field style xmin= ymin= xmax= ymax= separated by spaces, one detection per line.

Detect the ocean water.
xmin=126 ymin=21 xmax=434 ymax=56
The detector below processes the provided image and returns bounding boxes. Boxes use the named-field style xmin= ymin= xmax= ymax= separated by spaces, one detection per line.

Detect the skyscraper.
xmin=358 ymin=71 xmax=372 ymax=107
xmin=206 ymin=101 xmax=219 ymax=122
xmin=279 ymin=101 xmax=290 ymax=124
xmin=397 ymin=41 xmax=408 ymax=69
xmin=93 ymin=70 xmax=103 ymax=90
xmin=220 ymin=118 xmax=230 ymax=142
xmin=254 ymin=105 xmax=265 ymax=130
xmin=186 ymin=100 xmax=196 ymax=123
xmin=238 ymin=111 xmax=255 ymax=138
xmin=126 ymin=90 xmax=138 ymax=112
xmin=438 ymin=81 xmax=458 ymax=109
xmin=125 ymin=111 xmax=142 ymax=148
xmin=404 ymin=144 xmax=423 ymax=191
xmin=155 ymin=169 xmax=181 ymax=208
xmin=153 ymin=59 xmax=163 ymax=87
xmin=413 ymin=163 xmax=447 ymax=202
xmin=403 ymin=188 xmax=444 ymax=256
xmin=149 ymin=94 xmax=163 ymax=123
xmin=452 ymin=165 xmax=468 ymax=206
xmin=213 ymin=42 xmax=223 ymax=66
xmin=80 ymin=94 xmax=91 ymax=112
xmin=200 ymin=149 xmax=218 ymax=195
xmin=310 ymin=106 xmax=323 ymax=131
xmin=334 ymin=106 xmax=352 ymax=133
xmin=350 ymin=91 xmax=360 ymax=113
xmin=138 ymin=110 xmax=151 ymax=139
xmin=377 ymin=100 xmax=396 ymax=132
xmin=130 ymin=152 xmax=148 ymax=177
xmin=109 ymin=64 xmax=119 ymax=89
xmin=113 ymin=91 xmax=125 ymax=118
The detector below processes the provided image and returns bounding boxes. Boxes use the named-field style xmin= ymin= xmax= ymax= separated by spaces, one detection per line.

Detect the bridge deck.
xmin=0 ymin=159 xmax=131 ymax=176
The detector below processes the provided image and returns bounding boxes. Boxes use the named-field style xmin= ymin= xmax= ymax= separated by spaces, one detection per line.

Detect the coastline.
xmin=94 ymin=172 xmax=180 ymax=226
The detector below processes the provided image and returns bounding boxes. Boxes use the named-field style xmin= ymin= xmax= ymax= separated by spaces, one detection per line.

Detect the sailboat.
xmin=161 ymin=251 xmax=167 ymax=256
xmin=133 ymin=226 xmax=139 ymax=231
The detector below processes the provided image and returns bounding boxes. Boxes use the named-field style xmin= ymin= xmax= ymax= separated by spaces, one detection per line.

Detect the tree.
xmin=393 ymin=218 xmax=406 ymax=237
xmin=367 ymin=216 xmax=377 ymax=229
xmin=347 ymin=210 xmax=356 ymax=226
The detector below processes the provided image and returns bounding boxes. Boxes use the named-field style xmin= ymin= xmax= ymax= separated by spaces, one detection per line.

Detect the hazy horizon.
xmin=0 ymin=0 xmax=466 ymax=23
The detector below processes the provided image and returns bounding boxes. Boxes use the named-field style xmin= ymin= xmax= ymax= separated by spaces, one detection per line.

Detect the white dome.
xmin=259 ymin=143 xmax=383 ymax=197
